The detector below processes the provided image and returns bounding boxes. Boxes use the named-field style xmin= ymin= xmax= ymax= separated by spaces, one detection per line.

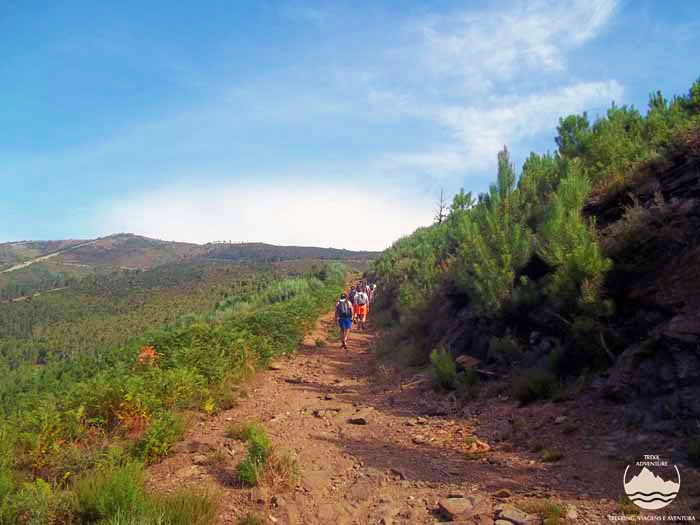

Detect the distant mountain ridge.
xmin=0 ymin=233 xmax=378 ymax=272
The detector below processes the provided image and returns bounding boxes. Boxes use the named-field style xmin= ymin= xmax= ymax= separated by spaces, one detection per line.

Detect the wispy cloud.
xmin=4 ymin=0 xmax=624 ymax=247
xmin=419 ymin=0 xmax=618 ymax=83
xmin=366 ymin=0 xmax=621 ymax=174
xmin=433 ymin=80 xmax=623 ymax=168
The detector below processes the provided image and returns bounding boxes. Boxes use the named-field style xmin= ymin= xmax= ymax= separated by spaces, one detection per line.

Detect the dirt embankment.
xmin=147 ymin=310 xmax=700 ymax=524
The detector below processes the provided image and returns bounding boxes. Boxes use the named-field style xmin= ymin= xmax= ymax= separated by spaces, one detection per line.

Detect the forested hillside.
xmin=204 ymin=242 xmax=377 ymax=263
xmin=0 ymin=240 xmax=88 ymax=269
xmin=0 ymin=261 xmax=288 ymax=363
xmin=0 ymin=256 xmax=347 ymax=523
xmin=0 ymin=234 xmax=377 ymax=301
xmin=371 ymin=78 xmax=700 ymax=438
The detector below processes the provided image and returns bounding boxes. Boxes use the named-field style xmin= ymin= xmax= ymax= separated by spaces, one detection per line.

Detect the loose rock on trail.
xmin=147 ymin=308 xmax=700 ymax=524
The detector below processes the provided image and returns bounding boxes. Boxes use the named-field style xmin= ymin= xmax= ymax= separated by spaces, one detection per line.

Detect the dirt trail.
xmin=1 ymin=286 xmax=70 ymax=303
xmin=148 ymin=309 xmax=700 ymax=524
xmin=0 ymin=239 xmax=99 ymax=273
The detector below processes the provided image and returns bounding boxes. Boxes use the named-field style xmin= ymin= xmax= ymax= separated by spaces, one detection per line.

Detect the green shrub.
xmin=487 ymin=335 xmax=520 ymax=364
xmin=73 ymin=463 xmax=218 ymax=525
xmin=513 ymin=369 xmax=558 ymax=404
xmin=430 ymin=347 xmax=457 ymax=390
xmin=0 ymin=464 xmax=14 ymax=504
xmin=3 ymin=478 xmax=61 ymax=525
xmin=519 ymin=499 xmax=566 ymax=525
xmin=74 ymin=462 xmax=148 ymax=522
xmin=245 ymin=427 xmax=270 ymax=466
xmin=544 ymin=502 xmax=566 ymax=525
xmin=231 ymin=422 xmax=299 ymax=490
xmin=236 ymin=424 xmax=271 ymax=486
xmin=134 ymin=412 xmax=185 ymax=464
xmin=0 ymin=428 xmax=15 ymax=505
xmin=456 ymin=369 xmax=480 ymax=400
xmin=150 ymin=488 xmax=219 ymax=525
xmin=569 ymin=316 xmax=613 ymax=369
xmin=236 ymin=457 xmax=262 ymax=486
xmin=225 ymin=421 xmax=264 ymax=441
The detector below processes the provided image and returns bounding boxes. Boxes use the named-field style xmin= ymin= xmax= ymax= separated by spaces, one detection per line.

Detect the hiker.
xmin=353 ymin=285 xmax=369 ymax=330
xmin=348 ymin=285 xmax=357 ymax=306
xmin=348 ymin=286 xmax=358 ymax=321
xmin=335 ymin=293 xmax=354 ymax=349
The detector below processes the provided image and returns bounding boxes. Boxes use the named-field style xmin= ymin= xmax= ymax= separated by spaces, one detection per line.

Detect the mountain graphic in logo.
xmin=623 ymin=466 xmax=680 ymax=510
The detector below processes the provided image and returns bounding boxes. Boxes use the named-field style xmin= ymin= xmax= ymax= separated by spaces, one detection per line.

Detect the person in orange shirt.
xmin=353 ymin=285 xmax=368 ymax=330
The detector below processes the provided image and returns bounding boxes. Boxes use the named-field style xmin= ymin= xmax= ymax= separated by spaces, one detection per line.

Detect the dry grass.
xmin=224 ymin=421 xmax=261 ymax=441
xmin=618 ymin=496 xmax=640 ymax=516
xmin=207 ymin=449 xmax=230 ymax=467
xmin=517 ymin=499 xmax=566 ymax=525
xmin=230 ymin=423 xmax=299 ymax=490
xmin=541 ymin=449 xmax=564 ymax=462
xmin=237 ymin=513 xmax=265 ymax=525
xmin=261 ymin=450 xmax=301 ymax=491
xmin=371 ymin=362 xmax=398 ymax=385
xmin=600 ymin=191 xmax=671 ymax=256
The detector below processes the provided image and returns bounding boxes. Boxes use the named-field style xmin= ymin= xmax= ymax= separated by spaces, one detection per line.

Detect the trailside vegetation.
xmin=0 ymin=261 xmax=345 ymax=523
xmin=372 ymin=77 xmax=700 ymax=389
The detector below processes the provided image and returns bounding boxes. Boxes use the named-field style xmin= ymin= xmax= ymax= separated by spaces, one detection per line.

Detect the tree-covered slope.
xmin=0 ymin=233 xmax=377 ymax=301
xmin=0 ymin=260 xmax=346 ymax=523
xmin=371 ymin=76 xmax=700 ymax=430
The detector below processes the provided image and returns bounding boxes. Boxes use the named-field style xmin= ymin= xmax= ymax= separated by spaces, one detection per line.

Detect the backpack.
xmin=356 ymin=292 xmax=367 ymax=305
xmin=337 ymin=299 xmax=351 ymax=319
xmin=348 ymin=289 xmax=356 ymax=302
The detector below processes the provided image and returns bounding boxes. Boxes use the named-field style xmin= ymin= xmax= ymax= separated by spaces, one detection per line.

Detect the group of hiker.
xmin=334 ymin=280 xmax=376 ymax=349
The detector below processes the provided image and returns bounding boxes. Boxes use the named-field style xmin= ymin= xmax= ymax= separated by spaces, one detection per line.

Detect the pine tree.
xmin=454 ymin=148 xmax=532 ymax=313
xmin=537 ymin=163 xmax=611 ymax=311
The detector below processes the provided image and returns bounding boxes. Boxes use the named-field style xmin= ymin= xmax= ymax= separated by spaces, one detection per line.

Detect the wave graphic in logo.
xmin=623 ymin=466 xmax=680 ymax=510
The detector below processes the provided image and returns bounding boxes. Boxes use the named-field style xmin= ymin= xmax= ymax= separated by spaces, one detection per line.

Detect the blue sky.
xmin=2 ymin=0 xmax=698 ymax=250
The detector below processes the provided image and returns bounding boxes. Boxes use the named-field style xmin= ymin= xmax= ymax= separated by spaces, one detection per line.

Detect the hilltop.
xmin=0 ymin=233 xmax=378 ymax=301
xmin=0 ymin=233 xmax=378 ymax=272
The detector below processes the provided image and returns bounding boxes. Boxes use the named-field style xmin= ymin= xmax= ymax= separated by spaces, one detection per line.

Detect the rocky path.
xmin=148 ymin=309 xmax=700 ymax=524
xmin=0 ymin=239 xmax=99 ymax=273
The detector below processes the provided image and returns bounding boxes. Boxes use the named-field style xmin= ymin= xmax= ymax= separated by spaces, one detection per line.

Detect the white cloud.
xmin=420 ymin=0 xmax=618 ymax=82
xmin=100 ymin=178 xmax=434 ymax=251
xmin=48 ymin=0 xmax=623 ymax=246
xmin=434 ymin=80 xmax=624 ymax=167
xmin=366 ymin=0 xmax=621 ymax=175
